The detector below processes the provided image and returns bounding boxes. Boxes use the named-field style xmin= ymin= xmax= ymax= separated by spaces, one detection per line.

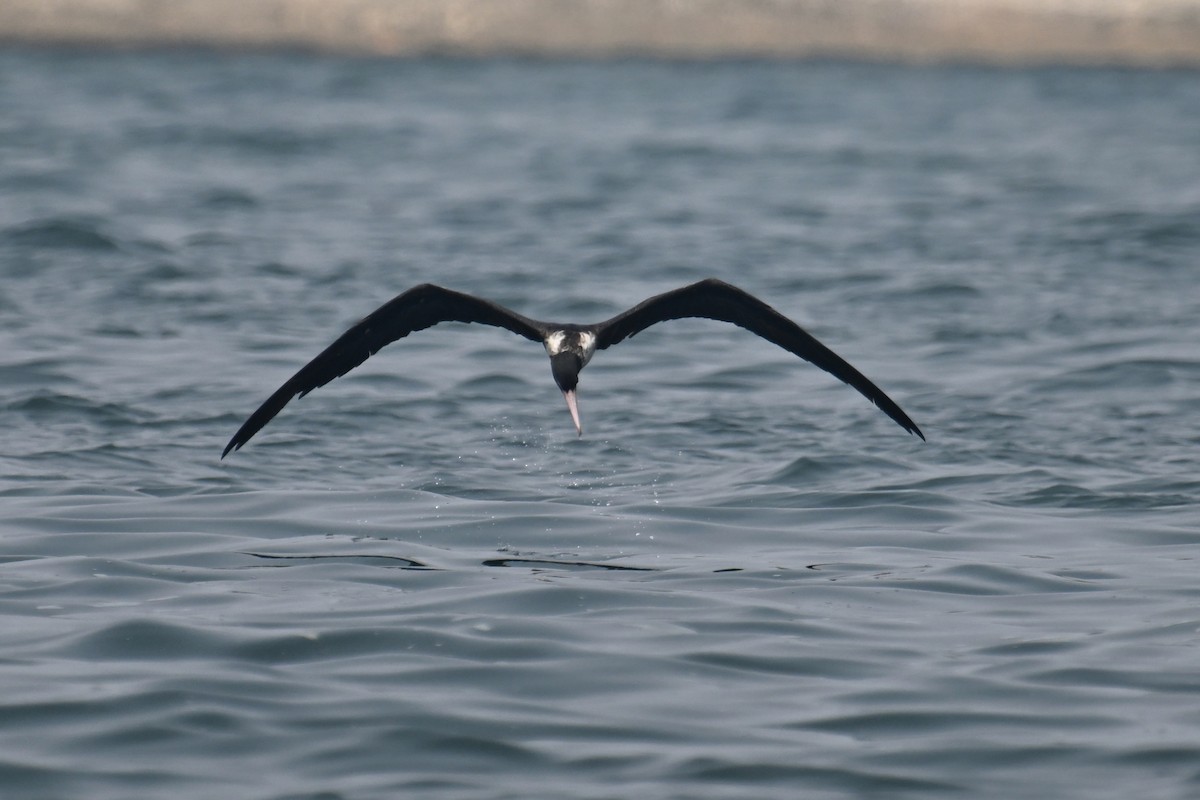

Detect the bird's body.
xmin=222 ymin=279 xmax=923 ymax=457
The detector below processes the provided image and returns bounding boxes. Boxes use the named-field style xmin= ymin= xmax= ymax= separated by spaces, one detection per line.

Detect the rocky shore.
xmin=2 ymin=0 xmax=1198 ymax=66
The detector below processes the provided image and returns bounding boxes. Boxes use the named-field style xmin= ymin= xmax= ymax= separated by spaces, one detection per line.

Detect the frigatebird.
xmin=222 ymin=278 xmax=923 ymax=457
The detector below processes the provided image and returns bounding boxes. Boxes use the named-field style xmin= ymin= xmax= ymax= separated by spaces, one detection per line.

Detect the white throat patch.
xmin=543 ymin=331 xmax=567 ymax=356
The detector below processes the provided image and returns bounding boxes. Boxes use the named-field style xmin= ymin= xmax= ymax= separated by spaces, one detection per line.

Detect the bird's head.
xmin=550 ymin=351 xmax=583 ymax=394
xmin=544 ymin=330 xmax=597 ymax=436
xmin=550 ymin=351 xmax=583 ymax=436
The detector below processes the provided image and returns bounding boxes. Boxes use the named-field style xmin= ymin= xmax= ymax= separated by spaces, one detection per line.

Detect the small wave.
xmin=2 ymin=217 xmax=120 ymax=251
xmin=243 ymin=552 xmax=433 ymax=570
xmin=72 ymin=619 xmax=231 ymax=661
xmin=197 ymin=188 xmax=259 ymax=210
xmin=892 ymin=282 xmax=984 ymax=302
xmin=135 ymin=121 xmax=337 ymax=157
xmin=1009 ymin=481 xmax=1197 ymax=511
xmin=453 ymin=372 xmax=533 ymax=395
xmin=1041 ymin=358 xmax=1200 ymax=392
xmin=482 ymin=557 xmax=654 ymax=572
xmin=0 ymin=358 xmax=74 ymax=390
xmin=630 ymin=137 xmax=732 ymax=161
xmin=1068 ymin=208 xmax=1200 ymax=249
xmin=673 ymin=758 xmax=960 ymax=795
xmin=895 ymin=562 xmax=1104 ymax=596
xmin=5 ymin=391 xmax=146 ymax=425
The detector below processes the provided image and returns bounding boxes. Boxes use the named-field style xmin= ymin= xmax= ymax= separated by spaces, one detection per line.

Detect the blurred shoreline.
xmin=2 ymin=0 xmax=1199 ymax=66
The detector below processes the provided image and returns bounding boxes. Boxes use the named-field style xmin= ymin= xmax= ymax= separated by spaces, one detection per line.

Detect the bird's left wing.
xmin=223 ymin=284 xmax=546 ymax=457
xmin=593 ymin=278 xmax=924 ymax=439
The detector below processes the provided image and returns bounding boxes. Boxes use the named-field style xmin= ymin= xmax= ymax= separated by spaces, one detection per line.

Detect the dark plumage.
xmin=222 ymin=278 xmax=923 ymax=457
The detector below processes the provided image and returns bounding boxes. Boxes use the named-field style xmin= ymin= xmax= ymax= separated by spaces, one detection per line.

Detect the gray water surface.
xmin=2 ymin=51 xmax=1199 ymax=799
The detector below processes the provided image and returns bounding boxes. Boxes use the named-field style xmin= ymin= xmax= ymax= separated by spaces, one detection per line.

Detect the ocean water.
xmin=1 ymin=49 xmax=1199 ymax=799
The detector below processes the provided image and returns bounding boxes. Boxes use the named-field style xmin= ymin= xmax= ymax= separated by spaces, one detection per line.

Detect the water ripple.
xmin=1 ymin=51 xmax=1198 ymax=800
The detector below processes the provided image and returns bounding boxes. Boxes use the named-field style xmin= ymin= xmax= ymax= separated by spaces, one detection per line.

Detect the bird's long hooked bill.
xmin=562 ymin=390 xmax=582 ymax=436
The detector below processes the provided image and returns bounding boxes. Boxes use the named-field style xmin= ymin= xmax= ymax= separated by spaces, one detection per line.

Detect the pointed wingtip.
xmin=903 ymin=413 xmax=925 ymax=441
xmin=874 ymin=395 xmax=924 ymax=442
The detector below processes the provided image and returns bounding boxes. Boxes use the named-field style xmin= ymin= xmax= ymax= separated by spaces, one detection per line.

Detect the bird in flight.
xmin=222 ymin=278 xmax=923 ymax=457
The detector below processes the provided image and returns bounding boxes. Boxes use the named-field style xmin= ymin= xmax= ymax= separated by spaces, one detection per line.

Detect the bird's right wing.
xmin=594 ymin=278 xmax=924 ymax=439
xmin=222 ymin=284 xmax=546 ymax=457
